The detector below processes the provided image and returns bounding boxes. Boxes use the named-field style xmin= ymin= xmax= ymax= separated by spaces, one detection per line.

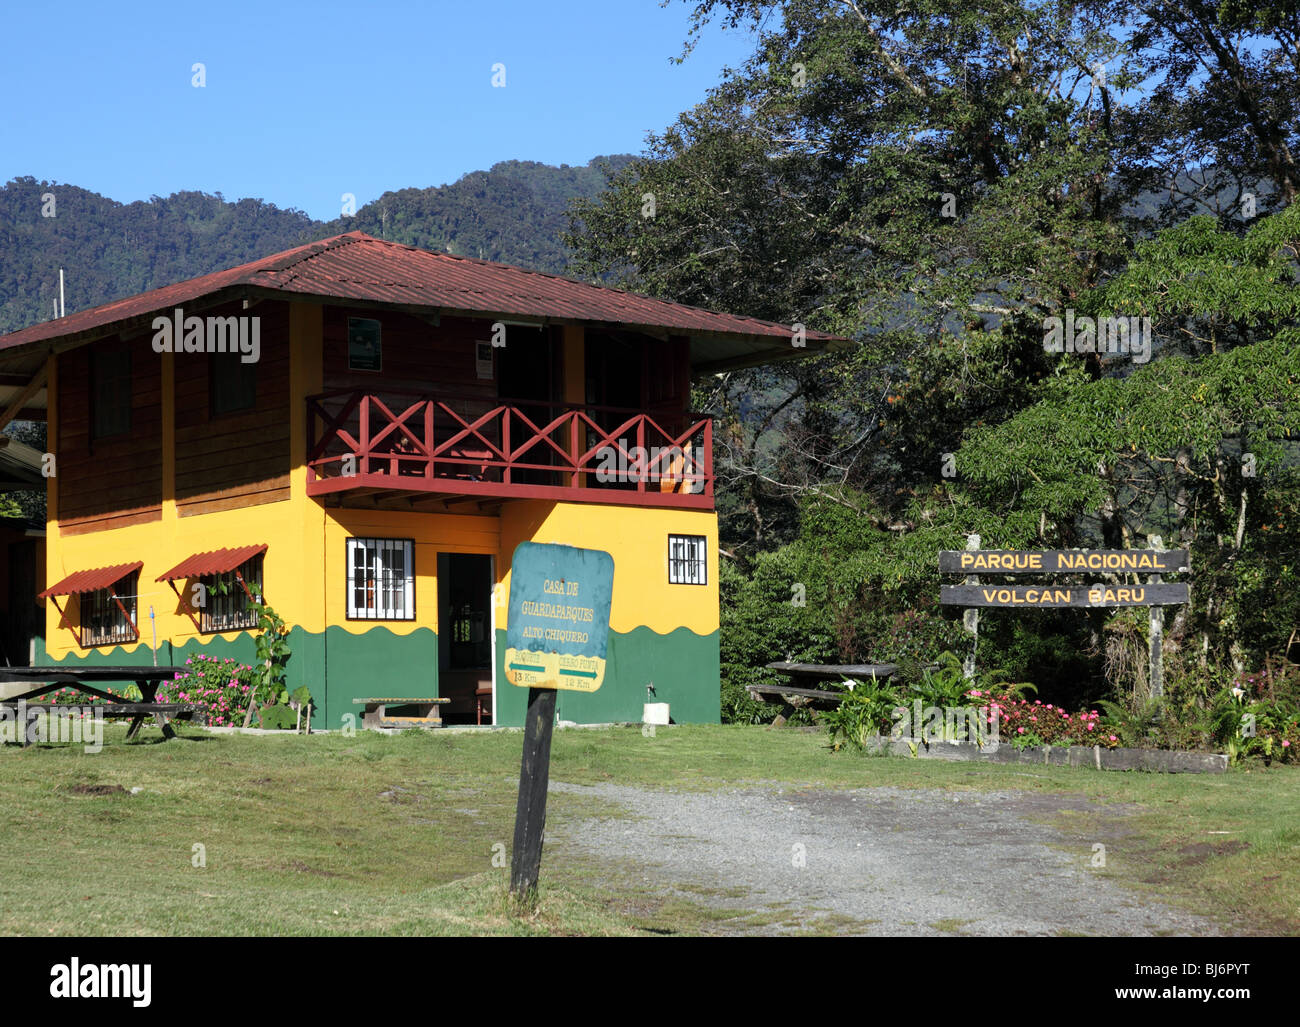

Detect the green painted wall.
xmin=40 ymin=622 xmax=717 ymax=730
xmin=493 ymin=625 xmax=720 ymax=727
xmin=321 ymin=625 xmax=437 ymax=729
xmin=38 ymin=629 xmax=328 ymax=727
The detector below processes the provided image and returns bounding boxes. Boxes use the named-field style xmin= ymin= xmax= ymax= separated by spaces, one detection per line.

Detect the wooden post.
xmin=962 ymin=534 xmax=980 ymax=681
xmin=510 ymin=687 xmax=557 ymax=897
xmin=1148 ymin=535 xmax=1164 ymax=701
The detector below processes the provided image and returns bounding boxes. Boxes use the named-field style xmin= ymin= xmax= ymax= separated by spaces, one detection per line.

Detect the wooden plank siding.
xmin=322 ymin=306 xmax=498 ymax=404
xmin=174 ymin=299 xmax=291 ymax=516
xmin=56 ymin=332 xmax=163 ymax=530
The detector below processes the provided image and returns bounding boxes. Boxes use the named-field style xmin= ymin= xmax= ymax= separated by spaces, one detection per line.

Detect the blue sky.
xmin=3 ymin=0 xmax=756 ymax=221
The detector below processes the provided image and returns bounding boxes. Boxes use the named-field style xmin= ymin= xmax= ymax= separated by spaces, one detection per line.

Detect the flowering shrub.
xmin=51 ymin=687 xmax=110 ymax=705
xmin=156 ymin=654 xmax=256 ymax=728
xmin=973 ymin=692 xmax=1120 ymax=750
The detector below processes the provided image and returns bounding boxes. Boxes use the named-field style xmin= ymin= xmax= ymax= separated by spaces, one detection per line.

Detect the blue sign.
xmin=504 ymin=542 xmax=614 ymax=692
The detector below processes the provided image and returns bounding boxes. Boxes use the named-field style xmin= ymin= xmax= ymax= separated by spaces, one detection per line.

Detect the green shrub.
xmin=257 ymin=704 xmax=297 ymax=730
xmin=822 ymin=676 xmax=903 ymax=752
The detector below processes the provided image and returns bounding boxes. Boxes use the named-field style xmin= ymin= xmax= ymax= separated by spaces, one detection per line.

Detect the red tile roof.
xmin=39 ymin=561 xmax=143 ymax=599
xmin=156 ymin=545 xmax=268 ymax=582
xmin=0 ymin=232 xmax=846 ymax=352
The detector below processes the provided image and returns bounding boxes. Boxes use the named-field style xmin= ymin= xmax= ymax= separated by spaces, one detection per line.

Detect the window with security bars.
xmin=80 ymin=571 xmax=139 ymax=647
xmin=668 ymin=534 xmax=707 ymax=585
xmin=200 ymin=555 xmax=263 ymax=633
xmin=346 ymin=538 xmax=414 ymax=619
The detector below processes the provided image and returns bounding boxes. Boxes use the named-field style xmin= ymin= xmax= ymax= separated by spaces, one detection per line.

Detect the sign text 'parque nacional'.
xmin=938 ymin=548 xmax=1190 ymax=608
xmin=938 ymin=549 xmax=1190 ymax=575
xmin=504 ymin=541 xmax=614 ymax=692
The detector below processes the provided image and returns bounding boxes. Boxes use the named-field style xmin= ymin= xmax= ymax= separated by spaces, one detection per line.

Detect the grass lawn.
xmin=1 ymin=721 xmax=1296 ymax=935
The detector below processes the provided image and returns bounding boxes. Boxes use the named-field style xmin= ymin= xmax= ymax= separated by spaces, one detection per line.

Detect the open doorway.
xmin=437 ymin=553 xmax=495 ymax=725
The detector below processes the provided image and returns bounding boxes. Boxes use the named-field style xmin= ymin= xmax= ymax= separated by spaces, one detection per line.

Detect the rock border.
xmin=862 ymin=735 xmax=1228 ymax=773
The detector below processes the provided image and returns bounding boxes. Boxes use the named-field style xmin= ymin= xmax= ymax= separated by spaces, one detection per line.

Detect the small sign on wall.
xmin=476 ymin=341 xmax=494 ymax=380
xmin=348 ymin=317 xmax=382 ymax=371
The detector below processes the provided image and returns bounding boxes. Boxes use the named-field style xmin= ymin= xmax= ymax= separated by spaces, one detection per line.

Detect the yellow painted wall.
xmin=43 ymin=492 xmax=326 ymax=656
xmin=44 ymin=497 xmax=715 ymax=656
xmin=498 ymin=501 xmax=719 ymax=635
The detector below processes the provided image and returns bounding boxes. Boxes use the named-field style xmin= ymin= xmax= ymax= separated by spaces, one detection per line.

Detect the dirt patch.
xmin=1176 ymin=840 xmax=1250 ymax=865
xmin=68 ymin=784 xmax=126 ymax=797
xmin=283 ymin=860 xmax=341 ymax=878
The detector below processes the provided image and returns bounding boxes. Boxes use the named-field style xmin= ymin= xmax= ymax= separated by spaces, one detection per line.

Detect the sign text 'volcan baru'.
xmin=940 ymin=583 xmax=1189 ymax=607
xmin=504 ymin=542 xmax=614 ymax=693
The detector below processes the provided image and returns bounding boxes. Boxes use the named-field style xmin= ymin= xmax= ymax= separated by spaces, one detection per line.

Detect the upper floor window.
xmin=80 ymin=569 xmax=138 ymax=647
xmin=201 ymin=553 xmax=264 ymax=633
xmin=346 ymin=537 xmax=414 ymax=619
xmin=211 ymin=353 xmax=257 ymax=415
xmin=90 ymin=347 xmax=132 ymax=440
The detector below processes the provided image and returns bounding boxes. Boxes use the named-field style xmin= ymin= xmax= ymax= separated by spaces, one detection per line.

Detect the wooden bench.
xmin=751 ymin=662 xmax=900 ymax=727
xmin=353 ymin=696 xmax=449 ymax=730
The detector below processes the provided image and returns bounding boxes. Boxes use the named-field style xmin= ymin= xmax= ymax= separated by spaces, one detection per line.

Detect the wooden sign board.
xmin=941 ymin=583 xmax=1190 ymax=607
xmin=504 ymin=542 xmax=614 ymax=693
xmin=938 ymin=550 xmax=1190 ymax=574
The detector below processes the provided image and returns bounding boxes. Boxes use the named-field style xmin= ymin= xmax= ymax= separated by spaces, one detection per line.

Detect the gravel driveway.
xmin=549 ymin=781 xmax=1222 ymax=936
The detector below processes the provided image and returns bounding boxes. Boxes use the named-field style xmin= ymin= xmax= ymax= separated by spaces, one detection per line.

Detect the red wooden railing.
xmin=305 ymin=388 xmax=713 ymax=508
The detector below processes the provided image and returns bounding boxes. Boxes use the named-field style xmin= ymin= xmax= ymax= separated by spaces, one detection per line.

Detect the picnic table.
xmin=0 ymin=666 xmax=202 ymax=746
xmin=749 ymin=662 xmax=899 ymax=727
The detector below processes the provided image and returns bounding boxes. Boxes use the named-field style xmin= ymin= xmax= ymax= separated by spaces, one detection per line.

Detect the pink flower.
xmin=1086 ymin=723 xmax=1095 ymax=732
xmin=1108 ymin=734 xmax=1117 ymax=742
xmin=1017 ymin=727 xmax=1025 ymax=734
xmin=1284 ymin=741 xmax=1291 ymax=748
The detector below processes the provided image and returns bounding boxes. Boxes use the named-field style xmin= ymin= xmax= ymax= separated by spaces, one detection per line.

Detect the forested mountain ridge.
xmin=0 ymin=155 xmax=634 ymax=334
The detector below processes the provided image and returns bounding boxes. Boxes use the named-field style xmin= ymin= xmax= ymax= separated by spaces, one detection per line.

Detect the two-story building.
xmin=0 ymin=232 xmax=841 ymax=728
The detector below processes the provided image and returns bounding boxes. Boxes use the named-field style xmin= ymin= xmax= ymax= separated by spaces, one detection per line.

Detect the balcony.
xmin=305 ymin=389 xmax=714 ymax=509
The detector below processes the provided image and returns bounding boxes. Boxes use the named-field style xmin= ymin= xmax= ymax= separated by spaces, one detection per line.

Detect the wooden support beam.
xmin=0 ymin=368 xmax=47 ymax=433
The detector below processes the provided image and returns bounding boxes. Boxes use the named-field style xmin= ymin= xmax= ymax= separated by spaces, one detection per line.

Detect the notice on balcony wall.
xmin=347 ymin=317 xmax=382 ymax=371
xmin=504 ymin=542 xmax=614 ymax=693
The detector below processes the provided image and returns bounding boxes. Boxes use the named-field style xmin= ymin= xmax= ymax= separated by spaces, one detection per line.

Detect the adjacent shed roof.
xmin=39 ymin=561 xmax=143 ymax=599
xmin=0 ymin=232 xmax=848 ymax=372
xmin=0 ymin=436 xmax=44 ymax=491
xmin=156 ymin=545 xmax=268 ymax=582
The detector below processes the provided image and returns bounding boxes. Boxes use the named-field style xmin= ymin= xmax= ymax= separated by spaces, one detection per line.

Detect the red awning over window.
xmin=39 ymin=561 xmax=143 ymax=599
xmin=156 ymin=545 xmax=267 ymax=582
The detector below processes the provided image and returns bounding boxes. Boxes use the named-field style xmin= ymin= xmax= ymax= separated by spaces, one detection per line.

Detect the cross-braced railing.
xmin=305 ymin=388 xmax=713 ymax=508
